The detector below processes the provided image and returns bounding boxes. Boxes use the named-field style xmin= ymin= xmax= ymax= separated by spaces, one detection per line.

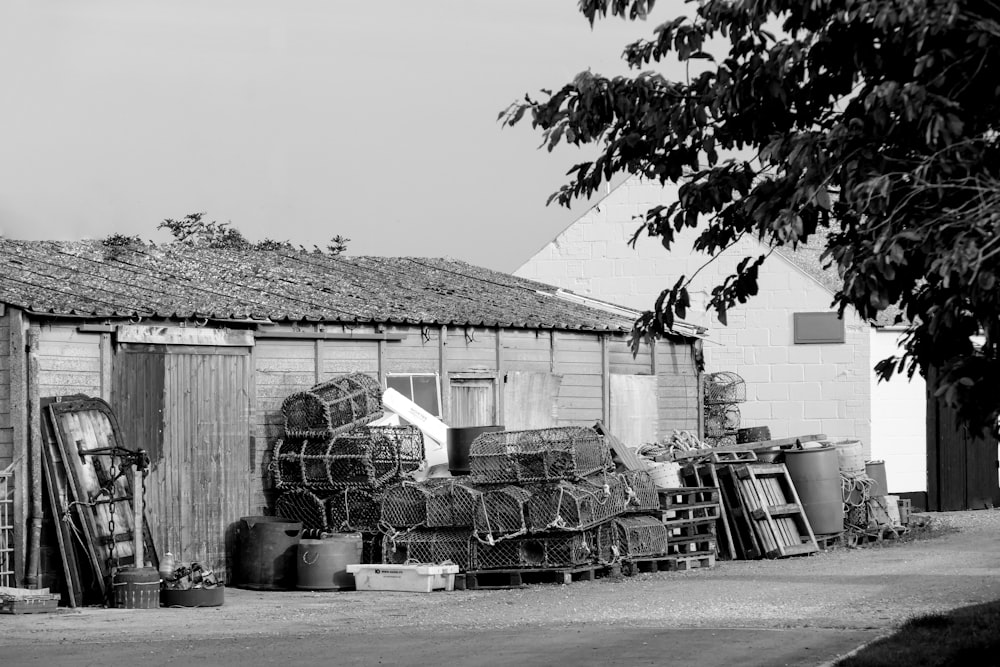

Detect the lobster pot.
xmin=525 ymin=474 xmax=629 ymax=532
xmin=382 ymin=528 xmax=474 ymax=571
xmin=281 ymin=372 xmax=384 ymax=438
xmin=469 ymin=427 xmax=613 ymax=485
xmin=705 ymin=404 xmax=741 ymax=437
xmin=592 ymin=521 xmax=620 ymax=565
xmin=333 ymin=426 xmax=424 ymax=477
xmin=472 ymin=530 xmax=597 ymax=570
xmin=272 ymin=438 xmax=395 ymax=490
xmin=613 ymin=516 xmax=669 ymax=559
xmin=703 ymin=371 xmax=746 ymax=404
xmin=426 ymin=479 xmax=483 ymax=528
xmin=473 ymin=486 xmax=532 ymax=538
xmin=380 ymin=481 xmax=437 ymax=528
xmin=327 ymin=488 xmax=382 ymax=533
xmin=621 ymin=470 xmax=659 ymax=513
xmin=275 ymin=488 xmax=331 ymax=532
xmin=704 ymin=435 xmax=737 ymax=448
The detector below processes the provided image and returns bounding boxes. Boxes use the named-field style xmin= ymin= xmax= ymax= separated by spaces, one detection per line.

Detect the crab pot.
xmin=473 ymin=485 xmax=532 ymax=538
xmin=382 ymin=528 xmax=474 ymax=571
xmin=468 ymin=427 xmax=613 ymax=485
xmin=472 ymin=530 xmax=597 ymax=570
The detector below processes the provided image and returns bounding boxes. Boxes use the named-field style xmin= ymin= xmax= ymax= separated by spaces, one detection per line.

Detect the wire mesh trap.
xmin=425 ymin=479 xmax=483 ymax=529
xmin=473 ymin=485 xmax=532 ymax=538
xmin=472 ymin=530 xmax=598 ymax=570
xmin=381 ymin=528 xmax=474 ymax=571
xmin=525 ymin=474 xmax=630 ymax=532
xmin=703 ymin=371 xmax=746 ymax=404
xmin=704 ymin=404 xmax=741 ymax=437
xmin=468 ymin=427 xmax=613 ymax=485
xmin=380 ymin=480 xmax=439 ymax=528
xmin=271 ymin=426 xmax=423 ymax=490
xmin=327 ymin=488 xmax=382 ymax=533
xmin=613 ymin=516 xmax=670 ymax=559
xmin=621 ymin=469 xmax=659 ymax=513
xmin=275 ymin=487 xmax=330 ymax=532
xmin=282 ymin=372 xmax=384 ymax=438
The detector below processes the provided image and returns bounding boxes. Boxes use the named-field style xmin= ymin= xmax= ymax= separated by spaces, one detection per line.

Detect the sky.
xmin=0 ymin=1 xmax=692 ymax=273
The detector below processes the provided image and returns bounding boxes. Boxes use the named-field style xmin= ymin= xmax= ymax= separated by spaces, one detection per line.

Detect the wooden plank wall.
xmin=651 ymin=338 xmax=701 ymax=435
xmin=0 ymin=310 xmax=12 ymax=470
xmin=36 ymin=326 xmax=103 ymax=398
xmin=554 ymin=332 xmax=604 ymax=427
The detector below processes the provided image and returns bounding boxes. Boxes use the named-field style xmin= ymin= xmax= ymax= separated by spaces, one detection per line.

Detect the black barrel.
xmin=447 ymin=425 xmax=504 ymax=475
xmin=235 ymin=516 xmax=302 ymax=590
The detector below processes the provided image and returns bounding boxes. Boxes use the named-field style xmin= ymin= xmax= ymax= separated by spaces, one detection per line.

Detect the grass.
xmin=837 ymin=600 xmax=1000 ymax=666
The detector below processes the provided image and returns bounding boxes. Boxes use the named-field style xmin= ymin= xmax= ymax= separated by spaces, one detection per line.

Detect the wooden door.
xmin=113 ymin=344 xmax=251 ymax=581
xmin=926 ymin=369 xmax=1000 ymax=510
xmin=450 ymin=378 xmax=495 ymax=427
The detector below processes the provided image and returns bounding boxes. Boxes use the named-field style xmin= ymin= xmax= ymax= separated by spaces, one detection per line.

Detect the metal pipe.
xmin=25 ymin=329 xmax=42 ymax=588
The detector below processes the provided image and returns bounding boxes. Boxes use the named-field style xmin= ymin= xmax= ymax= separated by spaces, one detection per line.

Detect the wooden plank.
xmin=609 ymin=374 xmax=657 ymax=448
xmin=8 ymin=309 xmax=26 ymax=586
xmin=117 ymin=325 xmax=254 ymax=347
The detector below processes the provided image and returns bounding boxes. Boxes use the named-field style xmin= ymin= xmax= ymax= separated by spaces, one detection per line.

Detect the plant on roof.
xmin=158 ymin=212 xmax=349 ymax=255
xmin=502 ymin=0 xmax=1000 ymax=436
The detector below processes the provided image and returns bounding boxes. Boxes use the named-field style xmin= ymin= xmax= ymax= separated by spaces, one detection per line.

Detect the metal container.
xmin=783 ymin=446 xmax=845 ymax=535
xmin=235 ymin=516 xmax=302 ymax=590
xmin=296 ymin=534 xmax=363 ymax=590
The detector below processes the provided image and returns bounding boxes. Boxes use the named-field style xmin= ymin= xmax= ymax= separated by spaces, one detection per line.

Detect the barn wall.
xmin=36 ymin=325 xmax=103 ymax=398
xmin=553 ymin=332 xmax=604 ymax=427
xmin=0 ymin=309 xmax=12 ymax=470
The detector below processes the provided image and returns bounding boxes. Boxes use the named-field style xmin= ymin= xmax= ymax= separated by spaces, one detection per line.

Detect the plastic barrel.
xmin=783 ymin=446 xmax=845 ymax=535
xmin=296 ymin=533 xmax=363 ymax=590
xmin=235 ymin=516 xmax=302 ymax=590
xmin=447 ymin=425 xmax=504 ymax=475
xmin=112 ymin=566 xmax=160 ymax=609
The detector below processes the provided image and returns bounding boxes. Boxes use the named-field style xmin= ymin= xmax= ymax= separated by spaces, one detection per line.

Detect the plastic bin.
xmin=345 ymin=563 xmax=459 ymax=592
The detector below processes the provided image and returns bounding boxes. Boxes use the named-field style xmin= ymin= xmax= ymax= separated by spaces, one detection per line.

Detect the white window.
xmin=385 ymin=373 xmax=441 ymax=417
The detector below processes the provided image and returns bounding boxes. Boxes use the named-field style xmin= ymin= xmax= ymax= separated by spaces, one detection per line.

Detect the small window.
xmin=386 ymin=373 xmax=441 ymax=416
xmin=793 ymin=312 xmax=845 ymax=344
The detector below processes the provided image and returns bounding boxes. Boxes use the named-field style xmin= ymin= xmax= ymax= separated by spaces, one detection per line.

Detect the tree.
xmin=503 ymin=0 xmax=1000 ymax=436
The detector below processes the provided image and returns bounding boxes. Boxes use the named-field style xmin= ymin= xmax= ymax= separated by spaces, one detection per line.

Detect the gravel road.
xmin=2 ymin=510 xmax=998 ymax=666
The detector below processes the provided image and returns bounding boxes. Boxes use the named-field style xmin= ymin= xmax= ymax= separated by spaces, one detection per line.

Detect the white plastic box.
xmin=346 ymin=563 xmax=459 ymax=592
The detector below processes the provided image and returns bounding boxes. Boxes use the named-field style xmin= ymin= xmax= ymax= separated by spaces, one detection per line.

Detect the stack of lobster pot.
xmin=271 ymin=372 xmax=424 ymax=560
xmin=468 ymin=426 xmax=665 ymax=572
xmin=377 ymin=425 xmax=664 ymax=574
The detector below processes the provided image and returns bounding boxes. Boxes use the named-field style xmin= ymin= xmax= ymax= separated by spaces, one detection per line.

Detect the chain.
xmin=140 ymin=452 xmax=149 ymax=567
xmin=106 ymin=450 xmax=118 ymax=585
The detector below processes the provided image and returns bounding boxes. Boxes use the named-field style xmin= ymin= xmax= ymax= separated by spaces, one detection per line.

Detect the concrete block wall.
xmin=517 ymin=177 xmax=873 ymax=455
xmin=870 ymin=328 xmax=927 ymax=493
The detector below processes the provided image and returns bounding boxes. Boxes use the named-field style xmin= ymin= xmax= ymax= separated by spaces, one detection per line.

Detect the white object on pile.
xmin=346 ymin=563 xmax=459 ymax=592
xmin=381 ymin=388 xmax=449 ymax=470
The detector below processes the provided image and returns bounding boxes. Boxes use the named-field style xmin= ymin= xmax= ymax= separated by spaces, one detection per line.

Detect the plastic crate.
xmin=345 ymin=563 xmax=459 ymax=592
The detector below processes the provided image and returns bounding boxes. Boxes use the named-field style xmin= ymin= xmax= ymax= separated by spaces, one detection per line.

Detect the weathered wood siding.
xmin=36 ymin=326 xmax=103 ymax=398
xmin=0 ymin=311 xmax=11 ymax=469
xmin=654 ymin=338 xmax=701 ymax=434
xmin=553 ymin=332 xmax=604 ymax=427
xmin=252 ymin=338 xmax=316 ymax=513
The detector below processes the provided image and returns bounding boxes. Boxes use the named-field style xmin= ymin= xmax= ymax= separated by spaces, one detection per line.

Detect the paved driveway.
xmin=3 ymin=511 xmax=998 ymax=666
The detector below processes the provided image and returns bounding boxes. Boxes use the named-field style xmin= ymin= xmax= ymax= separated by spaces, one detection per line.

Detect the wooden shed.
xmin=0 ymin=240 xmax=704 ymax=585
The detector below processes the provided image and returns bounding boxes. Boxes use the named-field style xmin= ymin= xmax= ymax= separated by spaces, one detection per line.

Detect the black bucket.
xmin=235 ymin=516 xmax=302 ymax=590
xmin=447 ymin=425 xmax=504 ymax=475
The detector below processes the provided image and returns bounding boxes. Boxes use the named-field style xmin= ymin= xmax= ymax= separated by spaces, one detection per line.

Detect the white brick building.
xmin=517 ymin=177 xmax=927 ymax=494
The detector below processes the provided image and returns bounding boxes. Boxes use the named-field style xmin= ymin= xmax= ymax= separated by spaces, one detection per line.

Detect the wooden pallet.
xmin=710 ymin=451 xmax=758 ymax=464
xmin=462 ymin=564 xmax=604 ymax=590
xmin=682 ymin=464 xmax=737 ymax=560
xmin=666 ymin=521 xmax=716 ymax=542
xmin=725 ymin=463 xmax=818 ymax=558
xmin=664 ymin=552 xmax=716 ymax=571
xmin=658 ymin=487 xmax=719 ymax=507
xmin=815 ymin=532 xmax=845 ymax=550
xmin=658 ymin=503 xmax=721 ymax=525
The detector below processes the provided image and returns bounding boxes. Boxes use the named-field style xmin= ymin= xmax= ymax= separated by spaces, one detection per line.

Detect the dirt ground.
xmin=2 ymin=510 xmax=999 ymax=666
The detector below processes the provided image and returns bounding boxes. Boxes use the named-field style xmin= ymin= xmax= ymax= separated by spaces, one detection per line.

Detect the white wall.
xmin=517 ymin=178 xmax=873 ymax=454
xmin=869 ymin=328 xmax=927 ymax=493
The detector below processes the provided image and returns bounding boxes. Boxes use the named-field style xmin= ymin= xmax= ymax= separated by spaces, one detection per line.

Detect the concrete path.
xmin=2 ymin=510 xmax=998 ymax=666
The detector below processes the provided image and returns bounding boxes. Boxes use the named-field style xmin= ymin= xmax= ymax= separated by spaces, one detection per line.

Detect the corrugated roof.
xmin=0 ymin=239 xmax=684 ymax=334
